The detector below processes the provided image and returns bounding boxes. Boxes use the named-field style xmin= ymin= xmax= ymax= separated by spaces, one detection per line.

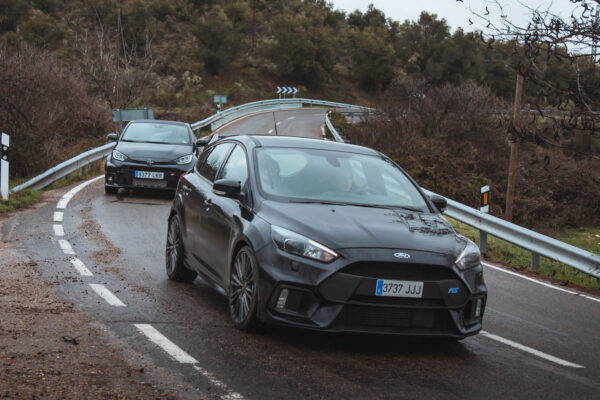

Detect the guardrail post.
xmin=81 ymin=164 xmax=87 ymax=177
xmin=479 ymin=231 xmax=488 ymax=253
xmin=1 ymin=132 xmax=9 ymax=201
xmin=531 ymin=252 xmax=540 ymax=271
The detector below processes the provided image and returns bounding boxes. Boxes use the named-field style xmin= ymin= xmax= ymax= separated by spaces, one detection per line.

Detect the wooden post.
xmin=505 ymin=73 xmax=524 ymax=222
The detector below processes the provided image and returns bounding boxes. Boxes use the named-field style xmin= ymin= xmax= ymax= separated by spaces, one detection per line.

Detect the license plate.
xmin=135 ymin=171 xmax=164 ymax=179
xmin=375 ymin=279 xmax=424 ymax=298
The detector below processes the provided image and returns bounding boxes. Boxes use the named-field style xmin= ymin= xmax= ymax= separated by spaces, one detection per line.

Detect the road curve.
xmin=7 ymin=110 xmax=600 ymax=399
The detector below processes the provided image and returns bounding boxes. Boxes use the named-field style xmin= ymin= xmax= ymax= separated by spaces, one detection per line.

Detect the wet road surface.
xmin=6 ymin=110 xmax=600 ymax=399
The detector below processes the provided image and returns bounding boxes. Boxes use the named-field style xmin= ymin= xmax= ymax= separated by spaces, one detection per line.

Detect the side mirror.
xmin=195 ymin=138 xmax=208 ymax=149
xmin=429 ymin=194 xmax=447 ymax=213
xmin=107 ymin=133 xmax=118 ymax=141
xmin=213 ymin=179 xmax=241 ymax=199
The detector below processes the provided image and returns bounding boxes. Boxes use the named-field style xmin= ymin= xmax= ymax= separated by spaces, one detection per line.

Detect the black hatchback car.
xmin=105 ymin=120 xmax=197 ymax=194
xmin=166 ymin=135 xmax=486 ymax=338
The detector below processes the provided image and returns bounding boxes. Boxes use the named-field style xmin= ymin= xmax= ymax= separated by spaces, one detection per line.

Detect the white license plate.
xmin=375 ymin=279 xmax=424 ymax=298
xmin=134 ymin=171 xmax=164 ymax=179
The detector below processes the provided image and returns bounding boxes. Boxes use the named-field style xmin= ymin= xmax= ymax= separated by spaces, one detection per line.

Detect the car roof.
xmin=129 ymin=119 xmax=190 ymax=127
xmin=221 ymin=135 xmax=380 ymax=156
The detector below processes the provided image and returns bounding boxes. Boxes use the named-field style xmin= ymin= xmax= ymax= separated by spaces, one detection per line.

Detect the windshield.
xmin=121 ymin=123 xmax=191 ymax=145
xmin=256 ymin=147 xmax=429 ymax=211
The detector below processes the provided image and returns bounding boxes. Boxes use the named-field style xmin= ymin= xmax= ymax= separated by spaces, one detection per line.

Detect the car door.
xmin=200 ymin=144 xmax=250 ymax=279
xmin=184 ymin=142 xmax=234 ymax=282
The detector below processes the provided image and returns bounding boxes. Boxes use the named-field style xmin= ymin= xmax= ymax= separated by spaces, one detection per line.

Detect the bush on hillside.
xmin=0 ymin=46 xmax=109 ymax=178
xmin=348 ymin=79 xmax=600 ymax=232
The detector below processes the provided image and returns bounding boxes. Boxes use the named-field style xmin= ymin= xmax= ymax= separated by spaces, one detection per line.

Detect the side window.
xmin=195 ymin=146 xmax=213 ymax=173
xmin=197 ymin=143 xmax=234 ymax=182
xmin=219 ymin=145 xmax=249 ymax=188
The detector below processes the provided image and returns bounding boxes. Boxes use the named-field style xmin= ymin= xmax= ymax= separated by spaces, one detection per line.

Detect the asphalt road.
xmin=7 ymin=109 xmax=600 ymax=399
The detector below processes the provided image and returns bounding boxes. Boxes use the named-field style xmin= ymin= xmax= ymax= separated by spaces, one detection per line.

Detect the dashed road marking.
xmin=53 ymin=211 xmax=63 ymax=222
xmin=193 ymin=365 xmax=246 ymax=400
xmin=70 ymin=257 xmax=93 ymax=276
xmin=53 ymin=224 xmax=65 ymax=236
xmin=288 ymin=116 xmax=295 ymax=120
xmin=134 ymin=324 xmax=197 ymax=363
xmin=480 ymin=330 xmax=585 ymax=369
xmin=58 ymin=239 xmax=75 ymax=255
xmin=268 ymin=129 xmax=274 ymax=134
xmin=134 ymin=325 xmax=246 ymax=399
xmin=89 ymin=284 xmax=126 ymax=307
xmin=483 ymin=262 xmax=600 ymax=303
xmin=276 ymin=122 xmax=281 ymax=126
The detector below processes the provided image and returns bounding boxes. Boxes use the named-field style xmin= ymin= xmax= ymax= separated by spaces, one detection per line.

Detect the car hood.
xmin=258 ymin=200 xmax=462 ymax=256
xmin=115 ymin=141 xmax=192 ymax=162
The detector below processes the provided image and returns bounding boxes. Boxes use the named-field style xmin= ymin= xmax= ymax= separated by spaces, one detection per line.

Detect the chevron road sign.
xmin=276 ymin=86 xmax=299 ymax=97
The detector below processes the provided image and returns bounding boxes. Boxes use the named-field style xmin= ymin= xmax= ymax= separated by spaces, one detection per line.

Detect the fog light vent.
xmin=276 ymin=289 xmax=289 ymax=309
xmin=107 ymin=175 xmax=114 ymax=183
xmin=474 ymin=298 xmax=483 ymax=318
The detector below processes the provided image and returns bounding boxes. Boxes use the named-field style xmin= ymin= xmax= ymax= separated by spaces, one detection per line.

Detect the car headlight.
xmin=112 ymin=149 xmax=128 ymax=162
xmin=455 ymin=237 xmax=481 ymax=270
xmin=175 ymin=154 xmax=194 ymax=165
xmin=271 ymin=225 xmax=338 ymax=263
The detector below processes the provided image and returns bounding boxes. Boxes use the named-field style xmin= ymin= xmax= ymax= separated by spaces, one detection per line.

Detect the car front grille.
xmin=348 ymin=295 xmax=445 ymax=307
xmin=342 ymin=305 xmax=452 ymax=329
xmin=342 ymin=262 xmax=456 ymax=281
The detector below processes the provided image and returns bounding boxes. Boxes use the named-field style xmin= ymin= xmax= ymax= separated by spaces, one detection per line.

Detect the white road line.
xmin=288 ymin=116 xmax=295 ymax=120
xmin=276 ymin=122 xmax=281 ymax=126
xmin=53 ymin=211 xmax=63 ymax=222
xmin=268 ymin=129 xmax=274 ymax=134
xmin=70 ymin=257 xmax=93 ymax=276
xmin=193 ymin=365 xmax=245 ymax=400
xmin=89 ymin=284 xmax=126 ymax=307
xmin=58 ymin=239 xmax=75 ymax=255
xmin=482 ymin=262 xmax=600 ymax=303
xmin=56 ymin=175 xmax=103 ymax=209
xmin=134 ymin=324 xmax=197 ymax=364
xmin=53 ymin=224 xmax=65 ymax=236
xmin=480 ymin=330 xmax=585 ymax=369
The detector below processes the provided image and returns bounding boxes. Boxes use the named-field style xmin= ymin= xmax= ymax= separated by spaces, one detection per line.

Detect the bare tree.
xmin=69 ymin=5 xmax=156 ymax=111
xmin=471 ymin=0 xmax=600 ymax=145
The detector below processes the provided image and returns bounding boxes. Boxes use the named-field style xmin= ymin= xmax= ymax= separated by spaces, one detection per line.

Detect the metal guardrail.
xmin=11 ymin=99 xmax=599 ymax=281
xmin=10 ymin=143 xmax=116 ymax=193
xmin=325 ymin=114 xmax=600 ymax=280
xmin=191 ymin=98 xmax=372 ymax=132
xmin=325 ymin=112 xmax=344 ymax=142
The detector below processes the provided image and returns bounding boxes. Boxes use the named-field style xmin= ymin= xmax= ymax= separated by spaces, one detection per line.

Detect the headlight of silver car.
xmin=112 ymin=149 xmax=128 ymax=162
xmin=176 ymin=154 xmax=193 ymax=165
xmin=271 ymin=225 xmax=338 ymax=263
xmin=455 ymin=237 xmax=481 ymax=270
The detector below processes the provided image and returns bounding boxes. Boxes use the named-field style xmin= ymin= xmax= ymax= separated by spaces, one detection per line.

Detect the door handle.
xmin=204 ymin=198 xmax=212 ymax=206
xmin=182 ymin=185 xmax=192 ymax=194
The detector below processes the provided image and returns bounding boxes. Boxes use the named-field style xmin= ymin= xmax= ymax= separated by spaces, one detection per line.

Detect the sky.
xmin=329 ymin=0 xmax=584 ymax=33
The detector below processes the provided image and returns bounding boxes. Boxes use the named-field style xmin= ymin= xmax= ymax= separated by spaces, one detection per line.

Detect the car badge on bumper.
xmin=146 ymin=159 xmax=155 ymax=166
xmin=394 ymin=252 xmax=411 ymax=259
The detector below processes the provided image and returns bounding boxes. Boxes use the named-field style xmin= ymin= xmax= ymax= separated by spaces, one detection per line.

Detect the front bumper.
xmin=105 ymin=159 xmax=192 ymax=191
xmin=254 ymin=246 xmax=487 ymax=338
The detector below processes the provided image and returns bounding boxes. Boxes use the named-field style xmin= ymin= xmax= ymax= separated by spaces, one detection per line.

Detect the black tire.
xmin=229 ymin=246 xmax=261 ymax=331
xmin=105 ymin=185 xmax=118 ymax=195
xmin=165 ymin=215 xmax=197 ymax=282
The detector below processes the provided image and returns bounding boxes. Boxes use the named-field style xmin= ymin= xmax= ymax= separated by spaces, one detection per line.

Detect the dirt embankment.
xmin=0 ymin=224 xmax=199 ymax=399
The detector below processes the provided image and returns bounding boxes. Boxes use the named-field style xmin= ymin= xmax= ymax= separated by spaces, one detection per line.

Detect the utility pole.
xmin=505 ymin=72 xmax=524 ymax=222
xmin=251 ymin=0 xmax=256 ymax=53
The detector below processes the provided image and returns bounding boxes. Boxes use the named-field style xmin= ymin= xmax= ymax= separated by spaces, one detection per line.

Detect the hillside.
xmin=0 ymin=0 xmax=598 ymax=232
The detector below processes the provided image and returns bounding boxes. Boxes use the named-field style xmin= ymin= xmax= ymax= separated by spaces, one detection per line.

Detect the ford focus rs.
xmin=166 ymin=135 xmax=486 ymax=338
xmin=105 ymin=120 xmax=198 ymax=194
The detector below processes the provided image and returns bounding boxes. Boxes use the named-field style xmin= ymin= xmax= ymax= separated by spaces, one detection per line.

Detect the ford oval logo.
xmin=394 ymin=252 xmax=411 ymax=259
